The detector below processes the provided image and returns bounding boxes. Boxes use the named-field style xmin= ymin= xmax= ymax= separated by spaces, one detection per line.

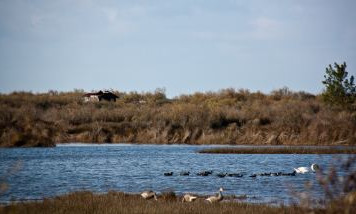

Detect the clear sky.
xmin=0 ymin=0 xmax=355 ymax=97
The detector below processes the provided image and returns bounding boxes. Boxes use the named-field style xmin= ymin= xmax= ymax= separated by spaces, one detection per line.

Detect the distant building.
xmin=83 ymin=90 xmax=119 ymax=102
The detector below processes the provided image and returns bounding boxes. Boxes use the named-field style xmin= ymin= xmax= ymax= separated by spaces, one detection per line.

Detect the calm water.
xmin=0 ymin=144 xmax=353 ymax=204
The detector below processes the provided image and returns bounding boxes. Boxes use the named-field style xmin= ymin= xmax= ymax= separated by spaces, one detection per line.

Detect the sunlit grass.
xmin=1 ymin=88 xmax=355 ymax=147
xmin=198 ymin=146 xmax=356 ymax=154
xmin=0 ymin=191 xmax=317 ymax=214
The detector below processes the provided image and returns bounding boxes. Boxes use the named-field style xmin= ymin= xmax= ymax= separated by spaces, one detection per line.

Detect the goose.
xmin=206 ymin=187 xmax=224 ymax=203
xmin=182 ymin=194 xmax=197 ymax=202
xmin=294 ymin=164 xmax=320 ymax=174
xmin=141 ymin=191 xmax=157 ymax=200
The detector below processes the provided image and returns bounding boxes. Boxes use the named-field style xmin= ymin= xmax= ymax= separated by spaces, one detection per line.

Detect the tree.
xmin=322 ymin=62 xmax=356 ymax=108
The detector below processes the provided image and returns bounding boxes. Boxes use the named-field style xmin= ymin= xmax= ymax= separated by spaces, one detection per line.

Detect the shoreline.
xmin=198 ymin=146 xmax=356 ymax=154
xmin=0 ymin=191 xmax=351 ymax=214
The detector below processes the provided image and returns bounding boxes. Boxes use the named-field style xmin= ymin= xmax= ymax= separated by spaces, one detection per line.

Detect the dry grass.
xmin=0 ymin=191 xmax=345 ymax=214
xmin=1 ymin=88 xmax=356 ymax=147
xmin=198 ymin=146 xmax=356 ymax=154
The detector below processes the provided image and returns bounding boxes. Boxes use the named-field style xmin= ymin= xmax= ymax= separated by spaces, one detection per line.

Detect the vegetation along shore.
xmin=1 ymin=191 xmax=355 ymax=214
xmin=198 ymin=146 xmax=356 ymax=154
xmin=0 ymin=63 xmax=355 ymax=147
xmin=0 ymin=87 xmax=355 ymax=147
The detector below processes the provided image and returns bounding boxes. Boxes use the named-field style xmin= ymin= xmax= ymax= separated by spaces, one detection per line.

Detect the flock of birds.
xmin=140 ymin=164 xmax=320 ymax=203
xmin=163 ymin=163 xmax=320 ymax=178
xmin=141 ymin=187 xmax=224 ymax=203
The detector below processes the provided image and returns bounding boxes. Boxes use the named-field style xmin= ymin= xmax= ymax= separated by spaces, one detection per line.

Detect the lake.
xmin=0 ymin=144 xmax=353 ymax=205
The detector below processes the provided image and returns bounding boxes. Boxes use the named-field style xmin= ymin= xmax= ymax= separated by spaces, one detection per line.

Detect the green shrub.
xmin=322 ymin=62 xmax=356 ymax=109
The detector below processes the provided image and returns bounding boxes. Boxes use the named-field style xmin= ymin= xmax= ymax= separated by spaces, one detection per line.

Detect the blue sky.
xmin=0 ymin=0 xmax=355 ymax=97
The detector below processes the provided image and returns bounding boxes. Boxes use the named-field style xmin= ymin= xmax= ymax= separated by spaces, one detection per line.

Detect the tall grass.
xmin=1 ymin=190 xmax=355 ymax=214
xmin=1 ymin=88 xmax=355 ymax=147
xmin=0 ymin=191 xmax=323 ymax=214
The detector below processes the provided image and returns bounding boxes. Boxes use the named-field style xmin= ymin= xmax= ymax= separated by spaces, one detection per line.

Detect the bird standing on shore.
xmin=141 ymin=191 xmax=158 ymax=200
xmin=206 ymin=187 xmax=224 ymax=203
xmin=182 ymin=194 xmax=197 ymax=202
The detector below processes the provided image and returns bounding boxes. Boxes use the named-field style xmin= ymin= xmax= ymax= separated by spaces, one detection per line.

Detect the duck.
xmin=182 ymin=194 xmax=197 ymax=202
xmin=227 ymin=173 xmax=243 ymax=177
xmin=216 ymin=173 xmax=227 ymax=178
xmin=141 ymin=190 xmax=158 ymax=200
xmin=180 ymin=171 xmax=190 ymax=176
xmin=164 ymin=172 xmax=173 ymax=176
xmin=294 ymin=164 xmax=320 ymax=174
xmin=206 ymin=187 xmax=224 ymax=203
xmin=197 ymin=170 xmax=213 ymax=176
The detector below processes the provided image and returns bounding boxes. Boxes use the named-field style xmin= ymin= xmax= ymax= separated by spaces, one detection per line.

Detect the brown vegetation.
xmin=198 ymin=146 xmax=356 ymax=154
xmin=1 ymin=190 xmax=354 ymax=214
xmin=0 ymin=88 xmax=356 ymax=147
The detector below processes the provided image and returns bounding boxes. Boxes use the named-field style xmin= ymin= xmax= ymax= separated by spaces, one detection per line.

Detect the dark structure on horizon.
xmin=83 ymin=90 xmax=119 ymax=102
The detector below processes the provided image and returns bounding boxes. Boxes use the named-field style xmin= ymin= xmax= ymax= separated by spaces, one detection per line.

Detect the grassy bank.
xmin=1 ymin=191 xmax=354 ymax=214
xmin=198 ymin=146 xmax=356 ymax=154
xmin=1 ymin=88 xmax=356 ymax=147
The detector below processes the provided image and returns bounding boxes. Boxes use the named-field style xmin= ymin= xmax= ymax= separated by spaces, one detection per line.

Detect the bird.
xmin=182 ymin=194 xmax=197 ymax=202
xmin=206 ymin=187 xmax=224 ymax=203
xmin=141 ymin=191 xmax=157 ymax=200
xmin=180 ymin=171 xmax=190 ymax=176
xmin=197 ymin=170 xmax=213 ymax=176
xmin=294 ymin=164 xmax=320 ymax=174
xmin=227 ymin=173 xmax=243 ymax=177
xmin=216 ymin=173 xmax=227 ymax=178
xmin=164 ymin=172 xmax=173 ymax=176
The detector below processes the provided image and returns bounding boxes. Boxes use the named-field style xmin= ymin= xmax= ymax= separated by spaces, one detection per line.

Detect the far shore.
xmin=1 ymin=89 xmax=355 ymax=148
xmin=198 ymin=146 xmax=356 ymax=154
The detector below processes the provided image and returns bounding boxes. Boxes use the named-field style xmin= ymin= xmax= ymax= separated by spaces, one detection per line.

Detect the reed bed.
xmin=198 ymin=146 xmax=356 ymax=154
xmin=0 ymin=191 xmax=347 ymax=214
xmin=1 ymin=88 xmax=356 ymax=147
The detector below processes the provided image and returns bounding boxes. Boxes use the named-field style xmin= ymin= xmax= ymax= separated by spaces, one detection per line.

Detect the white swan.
xmin=206 ymin=187 xmax=224 ymax=203
xmin=141 ymin=190 xmax=157 ymax=200
xmin=294 ymin=164 xmax=320 ymax=174
xmin=182 ymin=194 xmax=197 ymax=202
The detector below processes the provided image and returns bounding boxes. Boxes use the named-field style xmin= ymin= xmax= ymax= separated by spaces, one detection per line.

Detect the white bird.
xmin=182 ymin=194 xmax=197 ymax=202
xmin=206 ymin=187 xmax=224 ymax=203
xmin=294 ymin=164 xmax=320 ymax=174
xmin=141 ymin=190 xmax=157 ymax=200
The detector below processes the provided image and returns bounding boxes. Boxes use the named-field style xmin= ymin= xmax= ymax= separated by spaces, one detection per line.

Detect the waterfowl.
xmin=216 ymin=173 xmax=227 ymax=178
xmin=249 ymin=174 xmax=257 ymax=178
xmin=294 ymin=164 xmax=320 ymax=174
xmin=180 ymin=171 xmax=190 ymax=176
xmin=206 ymin=187 xmax=224 ymax=203
xmin=141 ymin=191 xmax=158 ymax=200
xmin=182 ymin=194 xmax=197 ymax=202
xmin=281 ymin=171 xmax=296 ymax=176
xmin=271 ymin=172 xmax=282 ymax=176
xmin=197 ymin=170 xmax=213 ymax=176
xmin=227 ymin=173 xmax=243 ymax=177
xmin=164 ymin=172 xmax=173 ymax=176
